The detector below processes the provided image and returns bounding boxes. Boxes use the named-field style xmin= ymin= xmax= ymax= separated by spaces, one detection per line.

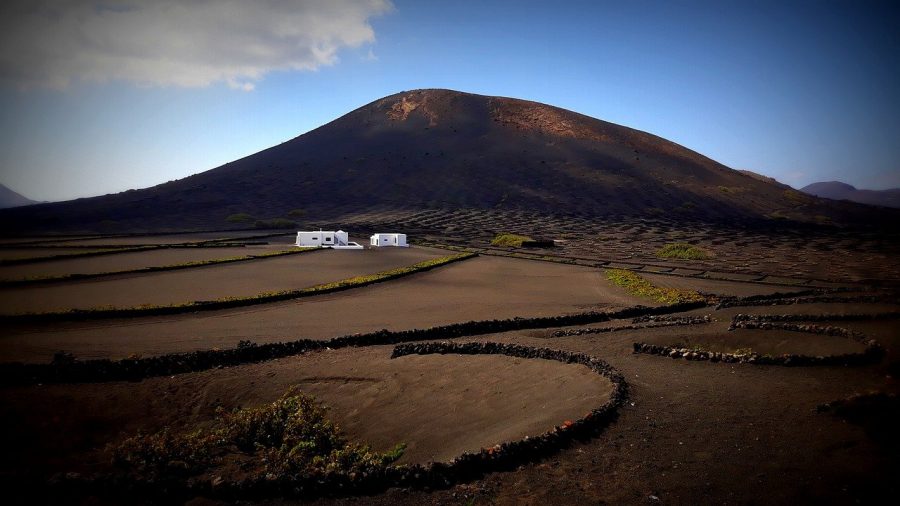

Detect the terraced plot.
xmin=0 ymin=248 xmax=113 ymax=261
xmin=0 ymin=246 xmax=276 ymax=281
xmin=0 ymin=246 xmax=447 ymax=314
xmin=0 ymin=255 xmax=644 ymax=362
xmin=0 ymin=345 xmax=612 ymax=478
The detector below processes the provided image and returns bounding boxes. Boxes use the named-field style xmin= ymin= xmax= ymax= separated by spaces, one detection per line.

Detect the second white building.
xmin=370 ymin=233 xmax=408 ymax=247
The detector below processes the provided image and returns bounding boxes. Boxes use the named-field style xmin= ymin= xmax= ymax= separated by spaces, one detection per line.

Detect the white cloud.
xmin=0 ymin=0 xmax=392 ymax=90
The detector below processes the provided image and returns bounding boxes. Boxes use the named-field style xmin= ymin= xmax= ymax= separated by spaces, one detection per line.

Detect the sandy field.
xmin=639 ymin=272 xmax=793 ymax=297
xmin=33 ymin=231 xmax=296 ymax=247
xmin=0 ymin=247 xmax=446 ymax=313
xmin=0 ymin=246 xmax=278 ymax=281
xmin=0 ymin=255 xmax=645 ymax=362
xmin=0 ymin=248 xmax=114 ymax=261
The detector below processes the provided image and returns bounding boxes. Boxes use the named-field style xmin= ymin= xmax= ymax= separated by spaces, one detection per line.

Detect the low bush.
xmin=655 ymin=242 xmax=712 ymax=260
xmin=605 ymin=269 xmax=705 ymax=304
xmin=226 ymin=213 xmax=256 ymax=223
xmin=113 ymin=388 xmax=405 ymax=480
xmin=490 ymin=233 xmax=534 ymax=247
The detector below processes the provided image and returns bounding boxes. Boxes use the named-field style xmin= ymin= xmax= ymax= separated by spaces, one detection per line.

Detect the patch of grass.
xmin=491 ymin=233 xmax=534 ymax=247
xmin=605 ymin=269 xmax=705 ymax=304
xmin=226 ymin=213 xmax=256 ymax=223
xmin=113 ymin=388 xmax=405 ymax=480
xmin=655 ymin=242 xmax=712 ymax=260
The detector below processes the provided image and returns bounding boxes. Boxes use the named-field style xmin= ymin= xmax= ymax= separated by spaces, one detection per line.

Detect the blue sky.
xmin=1 ymin=0 xmax=898 ymax=202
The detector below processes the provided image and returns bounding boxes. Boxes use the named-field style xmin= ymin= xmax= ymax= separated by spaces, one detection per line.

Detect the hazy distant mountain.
xmin=1 ymin=89 xmax=895 ymax=233
xmin=0 ymin=184 xmax=37 ymax=209
xmin=801 ymin=181 xmax=900 ymax=209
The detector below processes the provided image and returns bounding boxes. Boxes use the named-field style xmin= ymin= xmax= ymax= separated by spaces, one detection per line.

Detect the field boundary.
xmin=0 ymin=252 xmax=478 ymax=323
xmin=0 ymin=248 xmax=319 ymax=287
xmin=632 ymin=311 xmax=888 ymax=367
xmin=0 ymin=300 xmax=704 ymax=385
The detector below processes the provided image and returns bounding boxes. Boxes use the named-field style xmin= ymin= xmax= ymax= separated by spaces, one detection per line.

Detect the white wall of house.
xmin=370 ymin=233 xmax=408 ymax=247
xmin=296 ymin=230 xmax=351 ymax=247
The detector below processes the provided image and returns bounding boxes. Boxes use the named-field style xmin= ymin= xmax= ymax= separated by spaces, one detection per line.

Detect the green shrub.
xmin=254 ymin=218 xmax=298 ymax=229
xmin=287 ymin=208 xmax=307 ymax=218
xmin=656 ymin=242 xmax=712 ymax=260
xmin=113 ymin=388 xmax=405 ymax=480
xmin=226 ymin=213 xmax=256 ymax=223
xmin=605 ymin=269 xmax=704 ymax=304
xmin=491 ymin=233 xmax=534 ymax=247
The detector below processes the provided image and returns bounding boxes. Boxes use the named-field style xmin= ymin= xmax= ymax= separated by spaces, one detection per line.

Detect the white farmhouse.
xmin=295 ymin=230 xmax=363 ymax=249
xmin=370 ymin=233 xmax=408 ymax=247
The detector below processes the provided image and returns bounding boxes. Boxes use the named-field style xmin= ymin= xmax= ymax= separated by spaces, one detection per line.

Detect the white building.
xmin=370 ymin=233 xmax=408 ymax=247
xmin=295 ymin=230 xmax=363 ymax=249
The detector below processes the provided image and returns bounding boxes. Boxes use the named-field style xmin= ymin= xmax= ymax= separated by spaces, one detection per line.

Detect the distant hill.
xmin=0 ymin=184 xmax=37 ymax=209
xmin=801 ymin=181 xmax=900 ymax=209
xmin=1 ymin=89 xmax=896 ymax=233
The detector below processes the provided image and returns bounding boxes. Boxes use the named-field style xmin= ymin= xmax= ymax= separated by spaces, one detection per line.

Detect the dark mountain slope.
xmin=0 ymin=89 xmax=891 ymax=233
xmin=801 ymin=181 xmax=900 ymax=209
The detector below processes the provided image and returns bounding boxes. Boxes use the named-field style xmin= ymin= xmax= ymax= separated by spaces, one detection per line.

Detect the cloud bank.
xmin=0 ymin=0 xmax=392 ymax=90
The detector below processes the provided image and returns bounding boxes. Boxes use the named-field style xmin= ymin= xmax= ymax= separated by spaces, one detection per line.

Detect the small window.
xmin=325 ymin=237 xmax=332 ymax=242
xmin=312 ymin=237 xmax=318 ymax=241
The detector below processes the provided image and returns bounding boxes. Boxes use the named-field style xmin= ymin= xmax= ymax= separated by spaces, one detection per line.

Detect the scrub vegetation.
xmin=226 ymin=213 xmax=256 ymax=223
xmin=113 ymin=388 xmax=405 ymax=480
xmin=655 ymin=242 xmax=712 ymax=260
xmin=605 ymin=268 xmax=705 ymax=304
xmin=491 ymin=233 xmax=534 ymax=247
